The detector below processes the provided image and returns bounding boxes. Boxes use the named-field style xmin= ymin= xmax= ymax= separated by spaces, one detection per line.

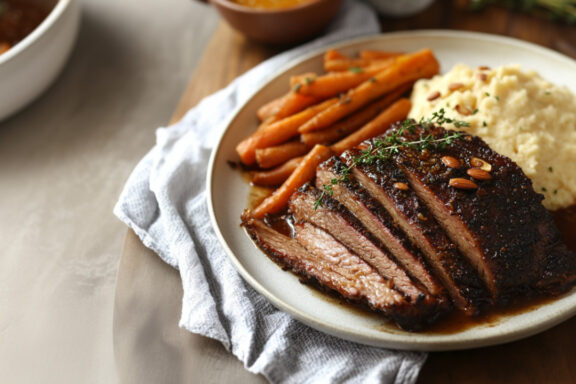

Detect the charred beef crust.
xmin=241 ymin=212 xmax=446 ymax=330
xmin=387 ymin=123 xmax=576 ymax=302
xmin=316 ymin=157 xmax=445 ymax=297
xmin=342 ymin=148 xmax=490 ymax=314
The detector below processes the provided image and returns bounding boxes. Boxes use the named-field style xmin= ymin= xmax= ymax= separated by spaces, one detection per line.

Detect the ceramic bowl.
xmin=0 ymin=0 xmax=80 ymax=122
xmin=209 ymin=0 xmax=343 ymax=45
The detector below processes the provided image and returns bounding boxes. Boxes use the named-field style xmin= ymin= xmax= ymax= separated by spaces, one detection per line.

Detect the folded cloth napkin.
xmin=114 ymin=1 xmax=427 ymax=382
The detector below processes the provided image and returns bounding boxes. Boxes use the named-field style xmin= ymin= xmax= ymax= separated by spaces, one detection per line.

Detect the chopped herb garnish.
xmin=482 ymin=121 xmax=488 ymax=127
xmin=554 ymin=189 xmax=558 ymax=195
xmin=473 ymin=108 xmax=479 ymax=115
xmin=293 ymin=83 xmax=301 ymax=92
xmin=548 ymin=166 xmax=554 ymax=172
xmin=315 ymin=109 xmax=468 ymax=208
xmin=339 ymin=94 xmax=351 ymax=104
xmin=545 ymin=91 xmax=551 ymax=95
xmin=495 ymin=95 xmax=500 ymax=101
xmin=349 ymin=67 xmax=364 ymax=74
xmin=542 ymin=187 xmax=548 ymax=192
xmin=305 ymin=77 xmax=315 ymax=85
xmin=370 ymin=77 xmax=377 ymax=83
xmin=485 ymin=92 xmax=491 ymax=97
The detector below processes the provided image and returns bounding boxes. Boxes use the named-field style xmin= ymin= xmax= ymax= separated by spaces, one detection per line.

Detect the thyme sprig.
xmin=314 ymin=109 xmax=468 ymax=209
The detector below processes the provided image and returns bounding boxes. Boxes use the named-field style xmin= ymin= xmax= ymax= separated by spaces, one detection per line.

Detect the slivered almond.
xmin=455 ymin=104 xmax=472 ymax=116
xmin=467 ymin=168 xmax=492 ymax=180
xmin=441 ymin=155 xmax=460 ymax=169
xmin=393 ymin=182 xmax=410 ymax=191
xmin=449 ymin=178 xmax=478 ymax=190
xmin=427 ymin=91 xmax=441 ymax=101
xmin=470 ymin=157 xmax=492 ymax=172
xmin=448 ymin=82 xmax=464 ymax=92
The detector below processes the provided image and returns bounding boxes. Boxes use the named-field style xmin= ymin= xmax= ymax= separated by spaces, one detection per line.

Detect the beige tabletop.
xmin=0 ymin=1 xmax=217 ymax=382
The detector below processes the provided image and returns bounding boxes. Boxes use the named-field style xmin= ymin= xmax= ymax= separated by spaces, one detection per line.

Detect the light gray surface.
xmin=0 ymin=0 xmax=217 ymax=382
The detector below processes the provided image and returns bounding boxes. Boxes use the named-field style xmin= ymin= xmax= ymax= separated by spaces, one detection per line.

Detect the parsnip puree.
xmin=409 ymin=64 xmax=576 ymax=210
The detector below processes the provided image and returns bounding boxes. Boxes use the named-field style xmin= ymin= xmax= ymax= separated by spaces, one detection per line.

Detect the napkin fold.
xmin=114 ymin=1 xmax=428 ymax=382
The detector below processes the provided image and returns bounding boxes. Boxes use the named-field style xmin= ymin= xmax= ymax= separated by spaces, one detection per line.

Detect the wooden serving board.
xmin=117 ymin=2 xmax=576 ymax=382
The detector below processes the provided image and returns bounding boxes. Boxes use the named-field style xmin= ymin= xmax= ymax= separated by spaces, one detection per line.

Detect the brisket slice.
xmin=389 ymin=123 xmax=576 ymax=303
xmin=316 ymin=157 xmax=445 ymax=298
xmin=342 ymin=148 xmax=490 ymax=315
xmin=241 ymin=212 xmax=444 ymax=330
xmin=289 ymin=184 xmax=449 ymax=314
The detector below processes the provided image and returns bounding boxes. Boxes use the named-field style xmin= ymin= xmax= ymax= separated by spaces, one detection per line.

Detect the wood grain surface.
xmin=117 ymin=2 xmax=576 ymax=383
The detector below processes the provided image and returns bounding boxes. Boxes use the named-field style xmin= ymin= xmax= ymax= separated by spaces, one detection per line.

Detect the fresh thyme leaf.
xmin=314 ymin=110 xmax=468 ymax=209
xmin=349 ymin=67 xmax=364 ymax=74
xmin=305 ymin=77 xmax=315 ymax=85
xmin=293 ymin=83 xmax=301 ymax=92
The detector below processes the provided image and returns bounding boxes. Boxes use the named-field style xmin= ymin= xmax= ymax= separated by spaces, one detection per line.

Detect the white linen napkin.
xmin=114 ymin=1 xmax=428 ymax=382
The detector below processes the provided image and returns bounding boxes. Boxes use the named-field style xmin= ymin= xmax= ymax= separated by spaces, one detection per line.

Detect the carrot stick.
xmin=257 ymin=95 xmax=285 ymax=121
xmin=250 ymin=157 xmax=303 ymax=187
xmin=236 ymin=98 xmax=338 ymax=165
xmin=292 ymin=60 xmax=394 ymax=99
xmin=301 ymin=82 xmax=413 ymax=146
xmin=324 ymin=49 xmax=349 ymax=62
xmin=298 ymin=49 xmax=439 ymax=134
xmin=324 ymin=57 xmax=396 ymax=72
xmin=252 ymin=145 xmax=333 ymax=218
xmin=274 ymin=91 xmax=320 ymax=120
xmin=290 ymin=72 xmax=317 ymax=88
xmin=360 ymin=50 xmax=404 ymax=60
xmin=331 ymin=98 xmax=411 ymax=155
xmin=255 ymin=140 xmax=310 ymax=169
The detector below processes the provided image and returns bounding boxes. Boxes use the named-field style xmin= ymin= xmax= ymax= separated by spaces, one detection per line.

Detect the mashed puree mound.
xmin=409 ymin=64 xmax=576 ymax=210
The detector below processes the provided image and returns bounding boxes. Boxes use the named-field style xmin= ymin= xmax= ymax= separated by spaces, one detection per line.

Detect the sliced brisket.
xmin=241 ymin=212 xmax=444 ymax=330
xmin=389 ymin=123 xmax=576 ymax=303
xmin=316 ymin=157 xmax=445 ymax=298
xmin=342 ymin=148 xmax=490 ymax=315
xmin=289 ymin=184 xmax=448 ymax=313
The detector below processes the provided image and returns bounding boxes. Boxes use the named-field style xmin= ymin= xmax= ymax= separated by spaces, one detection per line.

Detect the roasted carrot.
xmin=257 ymin=95 xmax=286 ymax=121
xmin=360 ymin=50 xmax=404 ymax=60
xmin=298 ymin=49 xmax=439 ymax=134
xmin=324 ymin=49 xmax=349 ymax=62
xmin=291 ymin=60 xmax=395 ymax=99
xmin=274 ymin=91 xmax=320 ymax=120
xmin=331 ymin=98 xmax=411 ymax=155
xmin=301 ymin=82 xmax=413 ymax=146
xmin=250 ymin=156 xmax=303 ymax=187
xmin=290 ymin=72 xmax=317 ymax=88
xmin=252 ymin=145 xmax=333 ymax=218
xmin=255 ymin=140 xmax=310 ymax=169
xmin=324 ymin=57 xmax=396 ymax=72
xmin=236 ymin=98 xmax=338 ymax=165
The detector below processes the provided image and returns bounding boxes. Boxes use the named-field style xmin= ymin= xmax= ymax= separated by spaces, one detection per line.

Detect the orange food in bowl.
xmin=230 ymin=0 xmax=315 ymax=9
xmin=210 ymin=0 xmax=343 ymax=45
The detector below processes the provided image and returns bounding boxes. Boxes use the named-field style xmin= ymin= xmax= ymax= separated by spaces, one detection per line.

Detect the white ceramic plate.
xmin=207 ymin=30 xmax=576 ymax=351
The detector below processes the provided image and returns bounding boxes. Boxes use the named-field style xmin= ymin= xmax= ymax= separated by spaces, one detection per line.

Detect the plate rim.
xmin=206 ymin=30 xmax=576 ymax=351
